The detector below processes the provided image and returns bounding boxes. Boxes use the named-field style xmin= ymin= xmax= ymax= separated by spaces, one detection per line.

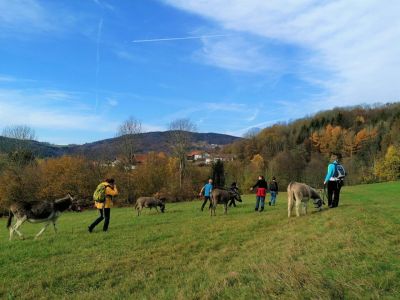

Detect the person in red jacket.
xmin=250 ymin=175 xmax=268 ymax=212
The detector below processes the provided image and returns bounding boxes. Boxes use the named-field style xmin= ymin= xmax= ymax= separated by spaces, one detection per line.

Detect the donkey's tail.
xmin=287 ymin=182 xmax=295 ymax=204
xmin=6 ymin=212 xmax=13 ymax=229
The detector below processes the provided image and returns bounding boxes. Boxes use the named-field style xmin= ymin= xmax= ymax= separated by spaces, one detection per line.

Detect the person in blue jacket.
xmin=324 ymin=154 xmax=343 ymax=208
xmin=199 ymin=178 xmax=213 ymax=211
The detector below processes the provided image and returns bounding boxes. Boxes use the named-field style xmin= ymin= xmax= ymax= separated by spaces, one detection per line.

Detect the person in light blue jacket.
xmin=199 ymin=178 xmax=213 ymax=211
xmin=324 ymin=154 xmax=343 ymax=208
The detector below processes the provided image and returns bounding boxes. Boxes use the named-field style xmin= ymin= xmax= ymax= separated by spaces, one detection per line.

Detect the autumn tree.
xmin=2 ymin=125 xmax=37 ymax=167
xmin=225 ymin=160 xmax=246 ymax=188
xmin=2 ymin=125 xmax=37 ymax=141
xmin=116 ymin=116 xmax=142 ymax=165
xmin=250 ymin=154 xmax=265 ymax=177
xmin=374 ymin=145 xmax=400 ymax=181
xmin=37 ymin=156 xmax=100 ymax=201
xmin=168 ymin=118 xmax=196 ymax=189
xmin=116 ymin=116 xmax=142 ymax=202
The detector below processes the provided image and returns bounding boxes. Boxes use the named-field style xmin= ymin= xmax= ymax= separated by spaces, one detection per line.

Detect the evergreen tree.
xmin=211 ymin=160 xmax=225 ymax=188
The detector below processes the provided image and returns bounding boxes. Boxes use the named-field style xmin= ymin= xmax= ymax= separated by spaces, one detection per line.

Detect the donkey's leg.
xmin=295 ymin=201 xmax=301 ymax=217
xmin=303 ymin=202 xmax=307 ymax=215
xmin=9 ymin=226 xmax=14 ymax=240
xmin=224 ymin=203 xmax=228 ymax=214
xmin=53 ymin=221 xmax=58 ymax=234
xmin=288 ymin=194 xmax=293 ymax=218
xmin=295 ymin=197 xmax=301 ymax=217
xmin=35 ymin=222 xmax=50 ymax=239
xmin=8 ymin=217 xmax=15 ymax=241
xmin=11 ymin=216 xmax=27 ymax=240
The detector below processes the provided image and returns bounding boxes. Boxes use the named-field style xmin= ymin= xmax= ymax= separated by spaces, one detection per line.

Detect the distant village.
xmin=104 ymin=148 xmax=235 ymax=169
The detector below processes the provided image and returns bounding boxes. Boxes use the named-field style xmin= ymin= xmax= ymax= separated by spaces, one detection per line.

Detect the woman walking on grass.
xmin=250 ymin=175 xmax=268 ymax=212
xmin=88 ymin=178 xmax=118 ymax=233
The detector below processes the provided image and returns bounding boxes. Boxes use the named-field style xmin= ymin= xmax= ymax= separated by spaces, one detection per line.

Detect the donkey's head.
xmin=230 ymin=189 xmax=242 ymax=202
xmin=55 ymin=193 xmax=81 ymax=212
xmin=311 ymin=189 xmax=324 ymax=210
xmin=158 ymin=199 xmax=166 ymax=213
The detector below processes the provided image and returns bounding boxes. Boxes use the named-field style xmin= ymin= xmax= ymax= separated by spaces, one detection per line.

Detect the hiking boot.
xmin=255 ymin=208 xmax=258 ymax=212
xmin=268 ymin=202 xmax=271 ymax=206
xmin=259 ymin=207 xmax=264 ymax=212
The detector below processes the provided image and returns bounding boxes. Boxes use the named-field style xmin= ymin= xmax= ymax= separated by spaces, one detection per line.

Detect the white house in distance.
xmin=187 ymin=150 xmax=211 ymax=161
xmin=205 ymin=154 xmax=235 ymax=165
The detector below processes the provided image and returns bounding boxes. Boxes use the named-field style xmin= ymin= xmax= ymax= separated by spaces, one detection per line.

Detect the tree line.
xmin=0 ymin=119 xmax=209 ymax=211
xmin=223 ymin=103 xmax=400 ymax=189
xmin=1 ymin=103 xmax=399 ymax=212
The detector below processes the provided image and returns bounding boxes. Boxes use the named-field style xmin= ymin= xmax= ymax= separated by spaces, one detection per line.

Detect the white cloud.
xmin=0 ymin=88 xmax=113 ymax=132
xmin=0 ymin=74 xmax=16 ymax=82
xmin=0 ymin=0 xmax=69 ymax=36
xmin=0 ymin=86 xmax=170 ymax=143
xmin=141 ymin=123 xmax=165 ymax=132
xmin=107 ymin=98 xmax=118 ymax=106
xmin=165 ymin=0 xmax=400 ymax=104
xmin=0 ymin=0 xmax=88 ymax=38
xmin=0 ymin=0 xmax=49 ymax=30
xmin=196 ymin=36 xmax=273 ymax=72
xmin=205 ymin=102 xmax=246 ymax=112
xmin=224 ymin=120 xmax=279 ymax=137
xmin=92 ymin=0 xmax=115 ymax=11
xmin=113 ymin=49 xmax=146 ymax=63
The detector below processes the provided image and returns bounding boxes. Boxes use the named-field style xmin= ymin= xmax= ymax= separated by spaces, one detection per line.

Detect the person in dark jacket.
xmin=228 ymin=182 xmax=239 ymax=207
xmin=269 ymin=176 xmax=279 ymax=206
xmin=250 ymin=175 xmax=268 ymax=212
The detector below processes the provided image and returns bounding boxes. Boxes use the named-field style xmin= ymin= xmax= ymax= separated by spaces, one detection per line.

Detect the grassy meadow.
xmin=1 ymin=181 xmax=399 ymax=299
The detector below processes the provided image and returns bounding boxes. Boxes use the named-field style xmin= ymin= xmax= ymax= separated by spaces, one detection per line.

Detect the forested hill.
xmin=223 ymin=103 xmax=400 ymax=187
xmin=0 ymin=132 xmax=241 ymax=159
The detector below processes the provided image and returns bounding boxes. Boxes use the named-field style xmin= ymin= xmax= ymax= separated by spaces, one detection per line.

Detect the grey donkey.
xmin=135 ymin=197 xmax=166 ymax=216
xmin=287 ymin=182 xmax=324 ymax=217
xmin=7 ymin=193 xmax=80 ymax=240
xmin=210 ymin=188 xmax=242 ymax=216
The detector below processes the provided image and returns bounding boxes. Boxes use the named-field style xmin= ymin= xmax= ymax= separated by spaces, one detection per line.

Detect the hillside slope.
xmin=0 ymin=131 xmax=241 ymax=159
xmin=1 ymin=181 xmax=399 ymax=299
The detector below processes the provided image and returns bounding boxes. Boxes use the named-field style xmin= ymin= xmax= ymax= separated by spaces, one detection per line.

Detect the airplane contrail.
xmin=95 ymin=17 xmax=103 ymax=114
xmin=132 ymin=34 xmax=230 ymax=43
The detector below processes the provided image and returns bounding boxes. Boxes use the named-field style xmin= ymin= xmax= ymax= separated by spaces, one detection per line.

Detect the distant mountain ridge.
xmin=0 ymin=131 xmax=241 ymax=160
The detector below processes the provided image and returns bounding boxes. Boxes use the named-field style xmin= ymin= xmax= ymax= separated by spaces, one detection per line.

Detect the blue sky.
xmin=0 ymin=0 xmax=399 ymax=145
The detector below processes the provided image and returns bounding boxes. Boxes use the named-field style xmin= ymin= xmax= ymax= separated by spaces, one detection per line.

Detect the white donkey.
xmin=287 ymin=182 xmax=324 ymax=217
xmin=6 ymin=194 xmax=79 ymax=240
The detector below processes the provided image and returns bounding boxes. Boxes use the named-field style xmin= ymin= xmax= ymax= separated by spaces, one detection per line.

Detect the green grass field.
xmin=1 ymin=182 xmax=399 ymax=299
